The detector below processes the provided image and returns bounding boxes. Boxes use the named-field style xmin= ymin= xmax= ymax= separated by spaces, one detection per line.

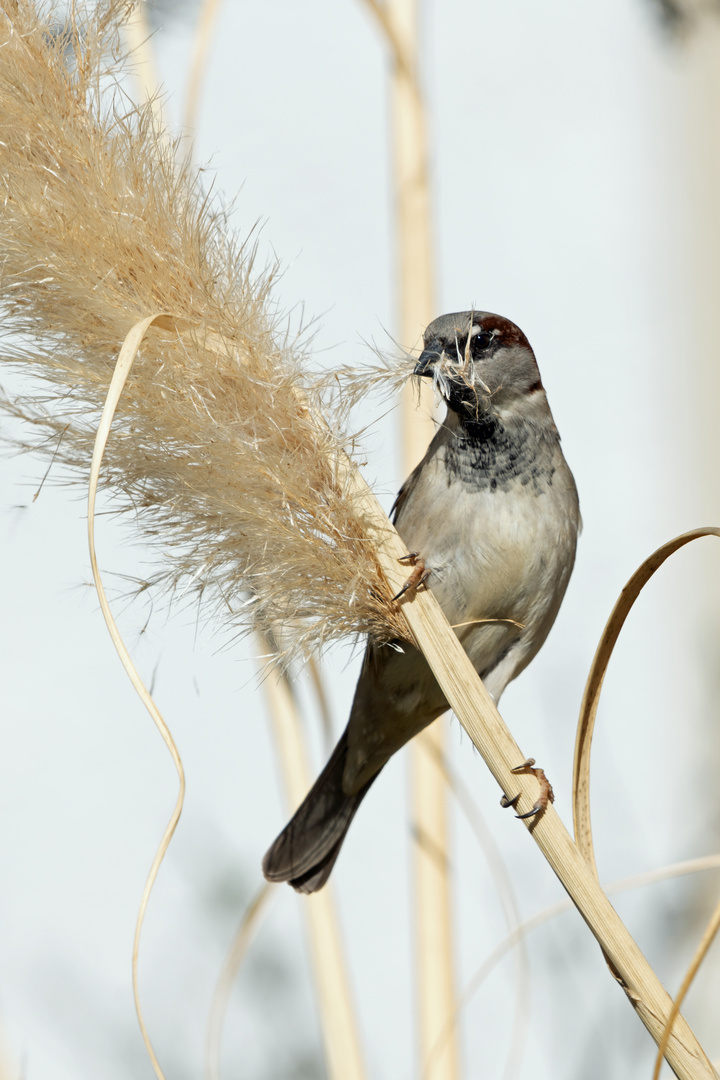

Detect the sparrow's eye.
xmin=471 ymin=329 xmax=494 ymax=353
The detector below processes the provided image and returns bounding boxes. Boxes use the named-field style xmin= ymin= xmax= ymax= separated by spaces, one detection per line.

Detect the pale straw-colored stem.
xmin=306 ymin=654 xmax=335 ymax=756
xmin=651 ymin=895 xmax=720 ymax=1080
xmin=410 ymin=729 xmax=457 ymax=1079
xmin=183 ymin=0 xmax=224 ymax=145
xmin=421 ymin=740 xmax=530 ymax=1080
xmin=371 ymin=0 xmax=460 ymax=1075
xmin=205 ymin=883 xmax=273 ymax=1080
xmin=260 ymin=644 xmax=367 ymax=1080
xmin=123 ymin=3 xmax=164 ymax=131
xmin=89 ymin=314 xmax=186 ymax=1080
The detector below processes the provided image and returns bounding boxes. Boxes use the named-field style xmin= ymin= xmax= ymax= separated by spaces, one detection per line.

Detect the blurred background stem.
xmin=366 ymin=0 xmax=460 ymax=1075
xmin=260 ymin=647 xmax=367 ymax=1080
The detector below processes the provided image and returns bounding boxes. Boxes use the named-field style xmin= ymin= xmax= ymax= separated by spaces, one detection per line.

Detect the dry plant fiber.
xmin=0 ymin=0 xmax=409 ymax=663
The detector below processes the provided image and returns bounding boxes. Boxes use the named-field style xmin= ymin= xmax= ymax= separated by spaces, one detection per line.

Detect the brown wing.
xmin=389 ymin=459 xmax=424 ymax=524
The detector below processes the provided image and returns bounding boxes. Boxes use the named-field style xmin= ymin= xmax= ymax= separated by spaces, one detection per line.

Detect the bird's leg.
xmin=393 ymin=552 xmax=431 ymax=602
xmin=501 ymin=758 xmax=554 ymax=820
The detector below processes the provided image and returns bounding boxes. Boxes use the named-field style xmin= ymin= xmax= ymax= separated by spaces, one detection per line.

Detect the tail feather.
xmin=262 ymin=729 xmax=378 ymax=893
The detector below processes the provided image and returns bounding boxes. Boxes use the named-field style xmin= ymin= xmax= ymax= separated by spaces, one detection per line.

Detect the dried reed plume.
xmin=0 ymin=0 xmax=412 ymax=661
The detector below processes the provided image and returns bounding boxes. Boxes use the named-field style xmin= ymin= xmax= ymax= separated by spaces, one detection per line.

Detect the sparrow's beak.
xmin=414 ymin=343 xmax=443 ymax=378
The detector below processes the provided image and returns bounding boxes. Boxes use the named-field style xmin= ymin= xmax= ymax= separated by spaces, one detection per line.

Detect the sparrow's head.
xmin=414 ymin=311 xmax=544 ymax=422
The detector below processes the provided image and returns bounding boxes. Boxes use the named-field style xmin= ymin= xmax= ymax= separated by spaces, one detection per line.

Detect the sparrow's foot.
xmin=393 ymin=553 xmax=430 ymax=602
xmin=501 ymin=758 xmax=555 ymax=820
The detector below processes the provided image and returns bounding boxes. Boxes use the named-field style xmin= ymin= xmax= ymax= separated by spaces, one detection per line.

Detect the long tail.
xmin=262 ymin=729 xmax=378 ymax=893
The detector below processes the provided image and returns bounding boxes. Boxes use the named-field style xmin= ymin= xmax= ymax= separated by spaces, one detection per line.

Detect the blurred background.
xmin=1 ymin=0 xmax=720 ymax=1077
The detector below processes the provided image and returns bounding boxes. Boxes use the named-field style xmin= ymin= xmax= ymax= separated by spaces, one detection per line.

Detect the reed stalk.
xmin=370 ymin=0 xmax=459 ymax=1075
xmin=362 ymin=0 xmax=459 ymax=1073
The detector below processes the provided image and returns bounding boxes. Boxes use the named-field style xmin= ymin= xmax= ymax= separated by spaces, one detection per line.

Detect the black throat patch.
xmin=443 ymin=415 xmax=555 ymax=494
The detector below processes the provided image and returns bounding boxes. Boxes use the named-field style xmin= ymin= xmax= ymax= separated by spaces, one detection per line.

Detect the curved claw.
xmin=504 ymin=758 xmax=554 ymax=820
xmin=393 ymin=554 xmax=430 ymax=602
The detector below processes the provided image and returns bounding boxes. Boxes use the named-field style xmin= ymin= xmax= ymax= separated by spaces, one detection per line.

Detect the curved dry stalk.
xmin=652 ymin=895 xmax=720 ymax=1080
xmin=572 ymin=529 xmax=720 ymax=1075
xmin=89 ymin=313 xmax=185 ymax=1080
xmin=205 ymin=883 xmax=274 ymax=1080
xmin=573 ymin=528 xmax=720 ymax=874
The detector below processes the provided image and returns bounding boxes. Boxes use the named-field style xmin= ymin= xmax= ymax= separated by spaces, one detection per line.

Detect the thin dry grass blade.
xmin=652 ymin=896 xmax=720 ymax=1080
xmin=454 ymin=854 xmax=720 ymax=1054
xmin=205 ymin=883 xmax=273 ymax=1080
xmin=89 ymin=313 xmax=185 ymax=1080
xmin=572 ymin=528 xmax=720 ymax=875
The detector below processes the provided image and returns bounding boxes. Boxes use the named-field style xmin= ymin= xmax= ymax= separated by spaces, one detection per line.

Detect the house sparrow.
xmin=263 ymin=311 xmax=580 ymax=892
